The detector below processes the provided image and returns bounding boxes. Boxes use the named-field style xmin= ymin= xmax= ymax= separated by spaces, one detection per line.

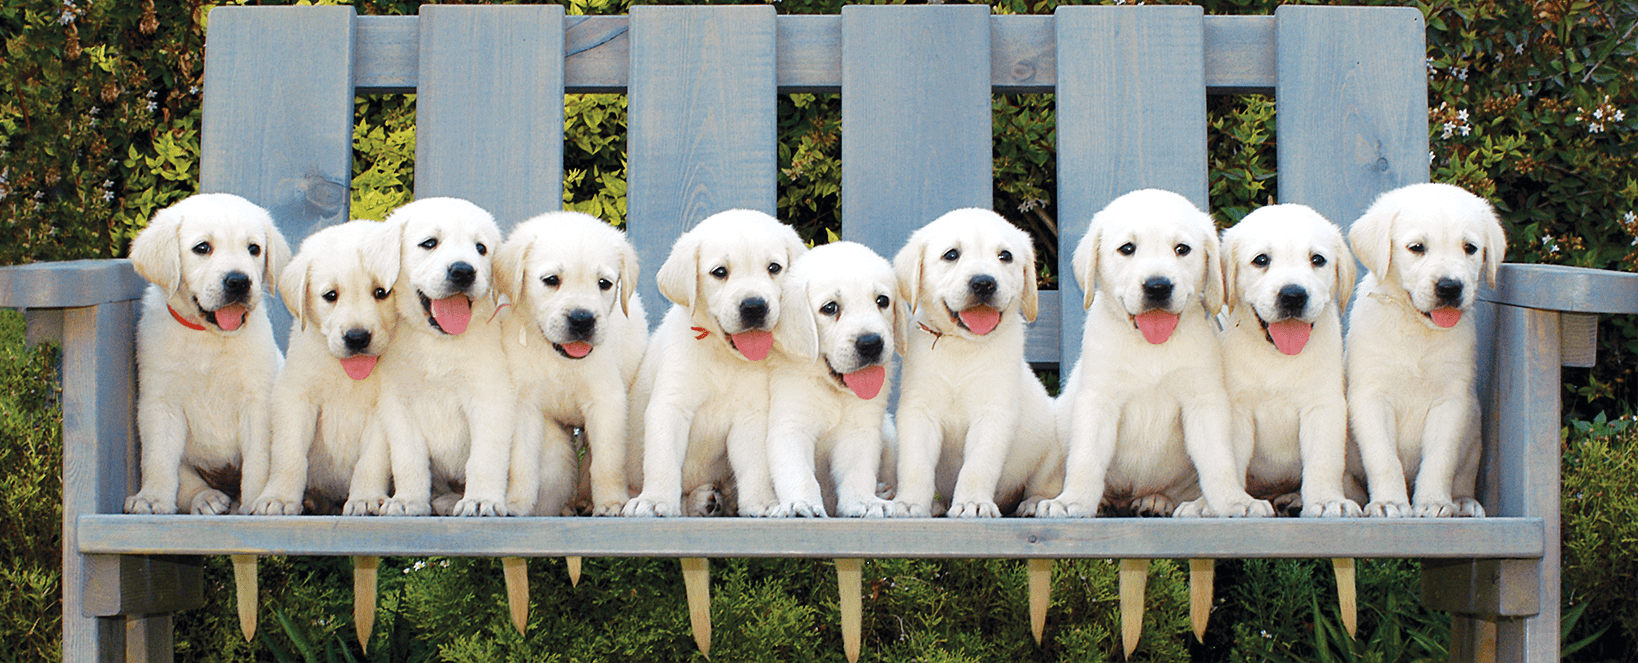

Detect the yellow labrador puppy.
xmin=1218 ymin=204 xmax=1362 ymax=518
xmin=891 ymin=208 xmax=1060 ymax=518
xmin=248 ymin=220 xmax=399 ymax=515
xmin=1040 ymin=189 xmax=1270 ymax=519
xmin=496 ymin=211 xmax=648 ymax=517
xmin=125 ymin=193 xmax=289 ymax=515
xmin=623 ymin=209 xmax=811 ymax=517
xmin=375 ymin=198 xmax=516 ymax=517
xmin=1345 ymin=182 xmax=1506 ymax=518
xmin=766 ymin=241 xmax=904 ymax=518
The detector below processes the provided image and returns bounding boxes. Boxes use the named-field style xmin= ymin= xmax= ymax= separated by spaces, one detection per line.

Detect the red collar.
xmin=917 ymin=321 xmax=944 ymax=349
xmin=690 ymin=326 xmax=711 ymax=340
xmin=168 ymin=304 xmax=208 ymax=331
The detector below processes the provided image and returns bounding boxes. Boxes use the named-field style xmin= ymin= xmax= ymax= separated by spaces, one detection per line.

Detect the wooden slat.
xmin=626 ymin=5 xmax=778 ymax=325
xmin=1274 ymin=5 xmax=1429 ymax=231
xmin=1484 ymin=264 xmax=1638 ymax=315
xmin=777 ymin=15 xmax=841 ymax=93
xmin=992 ymin=15 xmax=1055 ymax=94
xmin=841 ymin=4 xmax=992 ymax=255
xmin=1204 ymin=15 xmax=1276 ymax=93
xmin=415 ymin=5 xmax=565 ymax=231
xmin=566 ymin=16 xmax=629 ymax=94
xmin=78 ymin=515 xmax=1546 ymax=559
xmin=0 ymin=260 xmax=146 ymax=309
xmin=83 ymin=555 xmax=204 ymax=618
xmin=1053 ymin=5 xmax=1208 ymax=368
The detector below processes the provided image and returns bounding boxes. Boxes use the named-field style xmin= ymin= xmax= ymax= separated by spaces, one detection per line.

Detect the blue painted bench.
xmin=4 ymin=4 xmax=1638 ymax=661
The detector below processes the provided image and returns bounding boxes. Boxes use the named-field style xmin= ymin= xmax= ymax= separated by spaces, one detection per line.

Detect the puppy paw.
xmin=190 ymin=489 xmax=233 ymax=515
xmin=1132 ymin=494 xmax=1177 ymax=518
xmin=381 ymin=498 xmax=432 ymax=517
xmin=947 ymin=501 xmax=1001 ymax=518
xmin=1033 ymin=499 xmax=1096 ymax=518
xmin=124 ymin=494 xmax=177 ymax=515
xmin=452 ymin=498 xmax=509 ymax=517
xmin=1301 ymin=499 xmax=1364 ymax=518
xmin=1453 ymin=497 xmax=1486 ymax=518
xmin=686 ymin=484 xmax=725 ymax=517
xmin=621 ymin=497 xmax=682 ymax=517
xmin=1271 ymin=493 xmax=1304 ymax=517
xmin=1172 ymin=498 xmax=1208 ymax=518
xmin=1013 ymin=496 xmax=1045 ymax=517
xmin=590 ymin=501 xmax=625 ymax=517
xmin=777 ymin=500 xmax=829 ymax=518
xmin=838 ymin=497 xmax=894 ymax=518
xmin=1364 ymin=500 xmax=1412 ymax=518
xmin=430 ymin=493 xmax=462 ymax=516
xmin=737 ymin=499 xmax=781 ymax=518
xmin=342 ymin=495 xmax=386 ymax=516
xmin=874 ymin=482 xmax=897 ymax=501
xmin=247 ymin=496 xmax=304 ymax=516
xmin=888 ymin=501 xmax=932 ymax=518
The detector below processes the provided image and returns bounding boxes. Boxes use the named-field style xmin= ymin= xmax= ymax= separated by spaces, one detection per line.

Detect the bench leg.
xmin=1118 ymin=559 xmax=1149 ymax=657
xmin=126 ymin=615 xmax=173 ymax=663
xmin=1027 ymin=559 xmax=1051 ymax=643
xmin=502 ymin=557 xmax=529 ymax=634
xmin=681 ymin=557 xmax=711 ymax=657
xmin=836 ymin=558 xmax=863 ymax=662
xmin=1188 ymin=559 xmax=1212 ymax=642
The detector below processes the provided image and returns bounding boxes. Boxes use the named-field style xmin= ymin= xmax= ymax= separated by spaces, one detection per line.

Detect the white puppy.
xmin=891 ymin=208 xmax=1061 ymax=518
xmin=374 ymin=198 xmax=516 ymax=517
xmin=623 ymin=209 xmax=810 ymax=517
xmin=496 ymin=211 xmax=648 ymax=517
xmin=1345 ymin=182 xmax=1506 ymax=518
xmin=766 ymin=241 xmax=903 ymax=518
xmin=1218 ymin=204 xmax=1362 ymax=518
xmin=248 ymin=220 xmax=399 ymax=516
xmin=125 ymin=193 xmax=290 ymax=515
xmin=1039 ymin=189 xmax=1270 ymax=519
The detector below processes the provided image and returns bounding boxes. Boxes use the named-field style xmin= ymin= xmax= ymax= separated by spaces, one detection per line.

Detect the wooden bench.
xmin=5 ymin=4 xmax=1638 ymax=661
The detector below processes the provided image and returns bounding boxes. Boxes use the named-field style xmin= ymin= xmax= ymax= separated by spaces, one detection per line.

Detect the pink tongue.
xmin=842 ymin=365 xmax=887 ymax=400
xmin=1134 ymin=310 xmax=1180 ymax=345
xmin=339 ymin=355 xmax=378 ymax=380
xmin=731 ymin=331 xmax=774 ymax=361
xmin=958 ymin=306 xmax=1001 ymax=335
xmin=1266 ymin=319 xmax=1313 ymax=356
xmin=430 ymin=296 xmax=472 ymax=335
xmin=213 ymin=304 xmax=246 ymax=332
xmin=561 ymin=342 xmax=593 ymax=358
xmin=1430 ymin=308 xmax=1463 ymax=328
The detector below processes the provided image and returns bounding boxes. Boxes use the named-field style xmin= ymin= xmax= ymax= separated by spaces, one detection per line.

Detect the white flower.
xmin=1594 ymin=108 xmax=1604 ymax=120
xmin=102 ymin=180 xmax=112 ymax=189
xmin=145 ymin=101 xmax=158 ymax=113
xmin=189 ymin=86 xmax=199 ymax=95
xmin=146 ymin=90 xmax=158 ymax=99
xmin=1625 ymin=211 xmax=1636 ymax=224
xmin=33 ymin=190 xmax=45 ymax=200
xmin=102 ymin=190 xmax=114 ymax=201
xmin=1515 ymin=43 xmax=1525 ymax=55
xmin=1590 ymin=122 xmax=1604 ymax=134
xmin=1457 ymin=109 xmax=1469 ymax=122
xmin=1442 ymin=123 xmax=1455 ymax=139
xmin=1460 ymin=125 xmax=1471 ymax=136
xmin=58 ymin=10 xmax=73 ymax=24
xmin=1616 ymin=110 xmax=1626 ymax=122
xmin=1456 ymin=66 xmax=1468 ymax=81
xmin=1428 ymin=150 xmax=1436 ymax=165
xmin=1542 ymin=234 xmax=1554 ymax=246
xmin=89 ymin=106 xmax=99 ymax=115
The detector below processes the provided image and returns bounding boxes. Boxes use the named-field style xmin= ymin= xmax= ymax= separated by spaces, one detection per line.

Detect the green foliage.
xmin=351 ymin=95 xmax=418 ymax=222
xmin=1216 ymin=559 xmax=1447 ymax=663
xmin=0 ymin=310 xmax=63 ymax=663
xmin=1562 ymin=419 xmax=1638 ymax=660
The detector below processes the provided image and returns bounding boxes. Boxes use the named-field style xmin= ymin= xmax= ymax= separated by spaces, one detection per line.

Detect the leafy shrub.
xmin=1562 ymin=416 xmax=1638 ymax=660
xmin=0 ymin=310 xmax=63 ymax=662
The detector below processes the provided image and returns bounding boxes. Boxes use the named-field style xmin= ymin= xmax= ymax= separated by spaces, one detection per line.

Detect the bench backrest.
xmin=200 ymin=3 xmax=1428 ymax=369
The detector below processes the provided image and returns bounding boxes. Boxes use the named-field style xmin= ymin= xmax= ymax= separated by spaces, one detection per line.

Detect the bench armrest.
xmin=0 ymin=260 xmax=147 ymax=310
xmin=1482 ymin=263 xmax=1638 ymax=315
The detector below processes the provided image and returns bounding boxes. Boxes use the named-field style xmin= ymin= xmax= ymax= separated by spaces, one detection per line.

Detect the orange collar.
xmin=917 ymin=321 xmax=943 ymax=349
xmin=168 ymin=304 xmax=208 ymax=331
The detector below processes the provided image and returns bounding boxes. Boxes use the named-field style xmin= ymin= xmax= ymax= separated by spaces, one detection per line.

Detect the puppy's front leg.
xmin=889 ymin=407 xmax=940 ymax=517
xmin=249 ymin=387 xmax=318 ymax=515
xmin=624 ymin=396 xmax=699 ymax=517
xmin=1410 ymin=398 xmax=1479 ymax=518
xmin=831 ymin=411 xmax=893 ymax=518
xmin=454 ymin=388 xmax=518 ymax=517
xmin=726 ymin=407 xmax=778 ymax=517
xmin=1297 ymin=399 xmax=1361 ymax=518
xmin=1349 ymin=395 xmax=1410 ymax=517
xmin=947 ymin=408 xmax=1019 ymax=518
xmin=127 ymin=401 xmax=189 ymax=514
xmin=505 ymin=406 xmax=547 ymax=516
xmin=766 ymin=404 xmax=827 ymax=517
xmin=381 ymin=395 xmax=434 ymax=516
xmin=1182 ymin=397 xmax=1272 ymax=517
xmin=583 ymin=391 xmax=629 ymax=516
xmin=344 ymin=419 xmax=392 ymax=515
xmin=237 ymin=394 xmax=274 ymax=515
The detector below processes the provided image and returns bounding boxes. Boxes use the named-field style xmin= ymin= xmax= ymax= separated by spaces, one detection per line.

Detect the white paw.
xmin=430 ymin=493 xmax=462 ymax=516
xmin=1132 ymin=494 xmax=1177 ymax=517
xmin=381 ymin=498 xmax=432 ymax=517
xmin=1301 ymin=499 xmax=1363 ymax=518
xmin=452 ymin=498 xmax=509 ymax=517
xmin=776 ymin=500 xmax=828 ymax=518
xmin=247 ymin=496 xmax=303 ymax=516
xmin=888 ymin=501 xmax=932 ymax=518
xmin=1454 ymin=497 xmax=1485 ymax=517
xmin=342 ymin=495 xmax=386 ymax=516
xmin=590 ymin=501 xmax=624 ymax=517
xmin=837 ymin=497 xmax=894 ymax=518
xmin=686 ymin=484 xmax=725 ymax=517
xmin=1013 ymin=496 xmax=1045 ymax=517
xmin=506 ymin=498 xmax=537 ymax=517
xmin=947 ymin=501 xmax=1001 ymax=518
xmin=1225 ymin=498 xmax=1276 ymax=518
xmin=190 ymin=489 xmax=232 ymax=515
xmin=124 ymin=494 xmax=177 ymax=515
xmin=622 ymin=497 xmax=682 ymax=517
xmin=1364 ymin=500 xmax=1412 ymax=518
xmin=1172 ymin=498 xmax=1208 ymax=518
xmin=1034 ymin=499 xmax=1096 ymax=518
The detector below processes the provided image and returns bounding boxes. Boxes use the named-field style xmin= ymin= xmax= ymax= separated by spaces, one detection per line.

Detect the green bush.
xmin=0 ymin=310 xmax=63 ymax=662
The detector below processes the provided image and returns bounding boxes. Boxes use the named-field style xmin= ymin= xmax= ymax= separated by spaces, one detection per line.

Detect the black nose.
xmin=1142 ymin=277 xmax=1173 ymax=304
xmin=1276 ymin=284 xmax=1309 ymax=317
xmin=855 ymin=333 xmax=885 ymax=364
xmin=566 ymin=309 xmax=596 ymax=338
xmin=1435 ymin=277 xmax=1463 ymax=304
xmin=448 ymin=262 xmax=476 ymax=289
xmin=969 ymin=274 xmax=997 ymax=299
xmin=739 ymin=297 xmax=769 ymax=328
xmin=223 ymin=272 xmax=251 ymax=297
xmin=343 ymin=328 xmax=372 ymax=352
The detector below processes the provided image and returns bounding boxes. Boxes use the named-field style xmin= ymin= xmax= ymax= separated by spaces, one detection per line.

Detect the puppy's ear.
xmin=261 ymin=215 xmax=292 ymax=296
xmin=892 ymin=295 xmax=910 ymax=357
xmin=278 ymin=256 xmax=312 ymax=331
xmin=1019 ymin=237 xmax=1040 ymax=323
xmin=774 ymin=277 xmax=818 ymax=361
xmin=1201 ymin=223 xmax=1226 ymax=315
xmin=493 ymin=230 xmax=531 ymax=308
xmin=892 ymin=233 xmax=927 ymax=315
xmin=1480 ymin=207 xmax=1507 ymax=288
xmin=656 ymin=233 xmax=699 ymax=310
xmin=360 ymin=221 xmax=402 ymax=289
xmin=1347 ymin=204 xmax=1395 ymax=277
xmin=618 ymin=238 xmax=641 ymax=318
xmin=1072 ymin=222 xmax=1100 ymax=310
xmin=1220 ymin=230 xmax=1242 ymax=313
xmin=1333 ymin=226 xmax=1358 ymax=310
xmin=130 ymin=204 xmax=184 ymax=294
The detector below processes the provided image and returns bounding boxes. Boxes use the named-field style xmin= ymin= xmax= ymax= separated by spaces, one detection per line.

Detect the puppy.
xmin=125 ymin=193 xmax=290 ymax=515
xmin=622 ymin=209 xmax=810 ymax=517
xmin=890 ymin=208 xmax=1060 ymax=518
xmin=247 ymin=220 xmax=398 ymax=516
xmin=374 ymin=198 xmax=516 ymax=517
xmin=1218 ymin=204 xmax=1362 ymax=518
xmin=496 ymin=211 xmax=648 ymax=517
xmin=1345 ymin=182 xmax=1506 ymax=518
xmin=766 ymin=241 xmax=903 ymax=518
xmin=1039 ymin=189 xmax=1270 ymax=519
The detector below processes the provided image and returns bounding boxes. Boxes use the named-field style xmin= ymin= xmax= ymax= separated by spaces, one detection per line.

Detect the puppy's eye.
xmin=418 ymin=238 xmax=438 ymax=251
xmin=768 ymin=262 xmax=782 ymax=276
xmin=248 ymin=243 xmax=261 ymax=257
xmin=1251 ymin=254 xmax=1270 ymax=268
xmin=476 ymin=243 xmax=487 ymax=256
xmin=942 ymin=249 xmax=960 ymax=261
xmin=1463 ymin=242 xmax=1478 ymax=256
xmin=710 ymin=266 xmax=729 ymax=279
xmin=1311 ymin=254 xmax=1328 ymax=268
xmin=598 ymin=278 xmax=614 ymax=291
xmin=1175 ymin=244 xmax=1192 ymax=257
xmin=542 ymin=275 xmax=560 ymax=287
xmin=373 ymin=287 xmax=389 ymax=300
xmin=876 ymin=295 xmax=891 ymax=309
xmin=192 ymin=241 xmax=211 ymax=256
xmin=1117 ymin=242 xmax=1136 ymax=256
xmin=998 ymin=250 xmax=1013 ymax=263
xmin=820 ymin=302 xmax=839 ymax=317
xmin=1407 ymin=242 xmax=1425 ymax=255
xmin=322 ymin=290 xmax=338 ymax=303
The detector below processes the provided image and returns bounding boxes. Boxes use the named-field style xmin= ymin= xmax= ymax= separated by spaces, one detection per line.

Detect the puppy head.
xmin=1075 ymin=189 xmax=1222 ymax=345
xmin=1222 ymin=204 xmax=1354 ymax=355
xmin=787 ymin=241 xmax=901 ymax=400
xmin=130 ymin=192 xmax=290 ymax=333
xmin=655 ymin=209 xmax=807 ymax=361
xmin=381 ymin=197 xmax=503 ymax=337
xmin=1349 ymin=182 xmax=1506 ymax=330
xmin=496 ymin=211 xmax=639 ymax=360
xmin=892 ymin=208 xmax=1038 ymax=341
xmin=280 ymin=220 xmax=400 ymax=379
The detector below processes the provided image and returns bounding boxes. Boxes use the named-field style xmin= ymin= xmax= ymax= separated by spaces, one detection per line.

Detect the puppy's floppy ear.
xmin=493 ymin=228 xmax=531 ymax=307
xmin=130 ymin=204 xmax=184 ymax=295
xmin=1200 ymin=222 xmax=1226 ymax=315
xmin=892 ymin=294 xmax=910 ymax=357
xmin=1479 ymin=205 xmax=1507 ymax=288
xmin=618 ymin=237 xmax=640 ymax=318
xmin=360 ymin=221 xmax=402 ymax=289
xmin=1220 ymin=229 xmax=1242 ymax=313
xmin=278 ymin=255 xmax=312 ymax=331
xmin=1332 ymin=225 xmax=1358 ymax=310
xmin=892 ymin=232 xmax=927 ymax=315
xmin=1017 ymin=232 xmax=1040 ymax=323
xmin=656 ymin=232 xmax=699 ymax=310
xmin=260 ymin=215 xmax=292 ymax=296
xmin=1072 ymin=221 xmax=1100 ymax=310
xmin=1347 ymin=203 xmax=1395 ymax=278
xmin=774 ymin=276 xmax=818 ymax=360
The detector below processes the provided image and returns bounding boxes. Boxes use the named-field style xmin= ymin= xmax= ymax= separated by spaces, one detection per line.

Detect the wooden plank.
xmin=1275 ymin=5 xmax=1428 ymax=232
xmin=1422 ymin=559 xmax=1541 ymax=618
xmin=0 ymin=260 xmax=146 ymax=309
xmin=1483 ymin=264 xmax=1638 ymax=315
xmin=777 ymin=15 xmax=840 ymax=93
xmin=354 ymin=16 xmax=417 ymax=94
xmin=415 ymin=5 xmax=565 ymax=231
xmin=565 ymin=16 xmax=629 ymax=94
xmin=1025 ymin=295 xmax=1061 ymax=366
xmin=84 ymin=555 xmax=204 ymax=617
xmin=992 ymin=15 xmax=1055 ymax=94
xmin=626 ymin=5 xmax=778 ymax=325
xmin=1204 ymin=15 xmax=1275 ymax=94
xmin=78 ymin=515 xmax=1545 ymax=559
xmin=841 ymin=4 xmax=992 ymax=256
xmin=1053 ymin=5 xmax=1207 ymax=368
